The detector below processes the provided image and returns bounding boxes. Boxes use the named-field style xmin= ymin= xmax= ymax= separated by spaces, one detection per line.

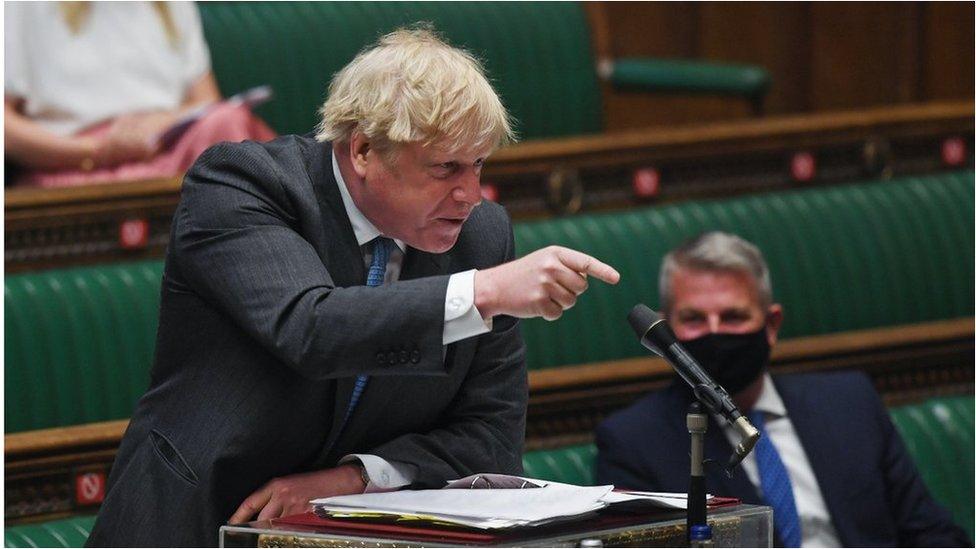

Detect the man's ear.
xmin=349 ymin=132 xmax=370 ymax=178
xmin=765 ymin=303 xmax=783 ymax=347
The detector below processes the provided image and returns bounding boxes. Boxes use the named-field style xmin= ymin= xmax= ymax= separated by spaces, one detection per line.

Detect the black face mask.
xmin=680 ymin=328 xmax=771 ymax=395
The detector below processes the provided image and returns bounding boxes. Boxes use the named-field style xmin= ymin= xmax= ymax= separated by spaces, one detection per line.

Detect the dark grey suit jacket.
xmin=87 ymin=135 xmax=528 ymax=547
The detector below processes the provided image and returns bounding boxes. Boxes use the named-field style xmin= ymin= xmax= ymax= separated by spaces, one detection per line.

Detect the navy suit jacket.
xmin=596 ymin=371 xmax=969 ymax=547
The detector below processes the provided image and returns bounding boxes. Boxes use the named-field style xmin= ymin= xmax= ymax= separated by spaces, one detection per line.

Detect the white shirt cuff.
xmin=443 ymin=269 xmax=492 ymax=345
xmin=340 ymin=454 xmax=416 ymax=493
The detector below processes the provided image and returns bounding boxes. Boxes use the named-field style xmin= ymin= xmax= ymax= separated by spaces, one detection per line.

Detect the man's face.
xmin=666 ymin=267 xmax=781 ymax=346
xmin=352 ymin=140 xmax=490 ymax=253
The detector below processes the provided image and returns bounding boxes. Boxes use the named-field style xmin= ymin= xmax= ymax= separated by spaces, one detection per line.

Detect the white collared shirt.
xmin=719 ymin=373 xmax=841 ymax=547
xmin=332 ymin=149 xmax=492 ymax=491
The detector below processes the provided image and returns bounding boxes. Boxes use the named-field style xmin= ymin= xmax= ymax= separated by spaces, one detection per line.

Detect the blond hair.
xmin=59 ymin=2 xmax=179 ymax=47
xmin=316 ymin=27 xmax=515 ymax=156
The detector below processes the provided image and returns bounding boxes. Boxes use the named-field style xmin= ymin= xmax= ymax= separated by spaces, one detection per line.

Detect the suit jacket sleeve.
xmin=172 ymin=142 xmax=449 ymax=380
xmin=874 ymin=392 xmax=971 ymax=546
xmin=366 ymin=219 xmax=529 ymax=487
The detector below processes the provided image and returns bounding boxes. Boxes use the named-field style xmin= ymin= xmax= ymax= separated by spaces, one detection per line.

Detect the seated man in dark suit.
xmin=596 ymin=231 xmax=968 ymax=547
xmin=87 ymin=28 xmax=619 ymax=547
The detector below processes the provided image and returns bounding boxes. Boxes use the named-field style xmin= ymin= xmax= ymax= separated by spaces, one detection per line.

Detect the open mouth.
xmin=438 ymin=217 xmax=467 ymax=227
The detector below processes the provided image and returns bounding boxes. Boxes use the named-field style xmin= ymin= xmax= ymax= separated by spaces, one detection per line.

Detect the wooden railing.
xmin=6 ymin=102 xmax=972 ymax=273
xmin=5 ymin=317 xmax=972 ymax=523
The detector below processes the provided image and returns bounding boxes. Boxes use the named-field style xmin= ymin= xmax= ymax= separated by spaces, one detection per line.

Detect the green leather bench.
xmin=5 ymin=515 xmax=95 ymax=549
xmin=514 ymin=170 xmax=974 ymax=369
xmin=6 ymin=396 xmax=970 ymax=547
xmin=522 ymin=443 xmax=598 ymax=486
xmin=196 ymin=2 xmax=770 ymax=140
xmin=5 ymin=170 xmax=972 ymax=433
xmin=889 ymin=395 xmax=975 ymax=539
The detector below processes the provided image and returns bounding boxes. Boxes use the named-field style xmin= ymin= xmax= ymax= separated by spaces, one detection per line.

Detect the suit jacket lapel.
xmin=304 ymin=139 xmax=367 ymax=457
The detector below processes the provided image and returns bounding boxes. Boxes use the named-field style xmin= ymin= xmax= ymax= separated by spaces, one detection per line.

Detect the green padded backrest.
xmin=197 ymin=2 xmax=602 ymax=140
xmin=4 ymin=261 xmax=164 ymax=433
xmin=4 ymin=515 xmax=96 ymax=548
xmin=522 ymin=443 xmax=597 ymax=486
xmin=5 ymin=173 xmax=971 ymax=431
xmin=890 ymin=395 xmax=975 ymax=540
xmin=515 ymin=171 xmax=975 ymax=370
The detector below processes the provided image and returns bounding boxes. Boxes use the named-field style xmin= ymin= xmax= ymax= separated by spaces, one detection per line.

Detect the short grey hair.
xmin=659 ymin=231 xmax=773 ymax=312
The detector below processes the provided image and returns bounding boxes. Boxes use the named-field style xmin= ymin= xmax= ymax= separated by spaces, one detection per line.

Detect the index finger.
xmin=556 ymin=248 xmax=620 ymax=285
xmin=229 ymin=487 xmax=273 ymax=525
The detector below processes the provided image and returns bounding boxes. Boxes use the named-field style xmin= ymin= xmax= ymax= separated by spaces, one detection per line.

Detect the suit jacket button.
xmin=399 ymin=350 xmax=409 ymax=363
xmin=410 ymin=350 xmax=421 ymax=363
xmin=376 ymin=352 xmax=386 ymax=365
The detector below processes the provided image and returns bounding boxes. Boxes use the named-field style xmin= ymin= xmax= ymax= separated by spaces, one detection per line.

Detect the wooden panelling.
xmin=599 ymin=1 xmax=974 ymax=130
xmin=698 ymin=3 xmax=810 ymax=114
xmin=921 ymin=3 xmax=976 ymax=100
xmin=809 ymin=3 xmax=916 ymax=110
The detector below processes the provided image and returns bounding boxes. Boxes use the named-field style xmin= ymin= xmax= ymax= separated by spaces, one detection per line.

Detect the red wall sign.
xmin=632 ymin=168 xmax=661 ymax=198
xmin=791 ymin=152 xmax=816 ymax=182
xmin=119 ymin=219 xmax=150 ymax=250
xmin=75 ymin=471 xmax=106 ymax=506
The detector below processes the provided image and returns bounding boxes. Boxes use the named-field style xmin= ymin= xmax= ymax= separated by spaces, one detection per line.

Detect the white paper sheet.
xmin=311 ymin=476 xmax=698 ymax=530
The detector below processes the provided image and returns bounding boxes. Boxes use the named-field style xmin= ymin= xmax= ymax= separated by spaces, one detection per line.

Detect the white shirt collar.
xmin=331 ymin=148 xmax=405 ymax=252
xmin=751 ymin=372 xmax=788 ymax=419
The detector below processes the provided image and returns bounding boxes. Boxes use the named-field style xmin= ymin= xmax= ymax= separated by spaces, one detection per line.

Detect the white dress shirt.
xmin=331 ymin=150 xmax=492 ymax=491
xmin=719 ymin=373 xmax=841 ymax=547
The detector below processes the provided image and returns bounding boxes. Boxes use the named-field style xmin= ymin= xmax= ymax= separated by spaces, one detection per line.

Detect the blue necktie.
xmin=749 ymin=410 xmax=802 ymax=547
xmin=341 ymin=237 xmax=393 ymax=427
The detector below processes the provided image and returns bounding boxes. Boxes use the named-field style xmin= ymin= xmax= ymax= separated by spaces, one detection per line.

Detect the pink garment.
xmin=16 ymin=103 xmax=277 ymax=188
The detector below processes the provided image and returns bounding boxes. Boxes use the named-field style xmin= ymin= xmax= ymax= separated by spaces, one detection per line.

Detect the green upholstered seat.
xmin=5 ymin=261 xmax=163 ymax=432
xmin=522 ymin=443 xmax=597 ymax=486
xmin=889 ymin=395 xmax=975 ymax=540
xmin=196 ymin=2 xmax=769 ymax=140
xmin=514 ymin=171 xmax=974 ymax=370
xmin=197 ymin=1 xmax=602 ymax=140
xmin=610 ymin=58 xmax=771 ymax=100
xmin=4 ymin=515 xmax=96 ymax=548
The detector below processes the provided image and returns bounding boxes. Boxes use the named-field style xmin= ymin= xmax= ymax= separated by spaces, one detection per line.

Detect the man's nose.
xmin=707 ymin=315 xmax=722 ymax=334
xmin=452 ymin=170 xmax=483 ymax=206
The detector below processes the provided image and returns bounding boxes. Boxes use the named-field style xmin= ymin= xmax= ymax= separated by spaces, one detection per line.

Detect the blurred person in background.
xmin=596 ymin=231 xmax=969 ymax=547
xmin=4 ymin=1 xmax=275 ymax=188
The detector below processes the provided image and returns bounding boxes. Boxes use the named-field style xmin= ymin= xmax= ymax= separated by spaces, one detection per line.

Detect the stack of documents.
xmin=311 ymin=477 xmax=706 ymax=530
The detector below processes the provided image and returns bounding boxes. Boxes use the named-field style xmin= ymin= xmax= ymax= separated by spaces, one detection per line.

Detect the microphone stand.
xmin=686 ymin=402 xmax=711 ymax=546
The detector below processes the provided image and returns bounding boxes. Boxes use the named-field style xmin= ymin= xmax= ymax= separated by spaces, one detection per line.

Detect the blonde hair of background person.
xmin=59 ymin=1 xmax=179 ymax=46
xmin=316 ymin=27 xmax=515 ymax=160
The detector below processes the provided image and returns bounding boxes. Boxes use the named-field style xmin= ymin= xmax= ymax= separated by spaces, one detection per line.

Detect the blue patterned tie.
xmin=341 ymin=237 xmax=393 ymax=427
xmin=749 ymin=410 xmax=802 ymax=547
